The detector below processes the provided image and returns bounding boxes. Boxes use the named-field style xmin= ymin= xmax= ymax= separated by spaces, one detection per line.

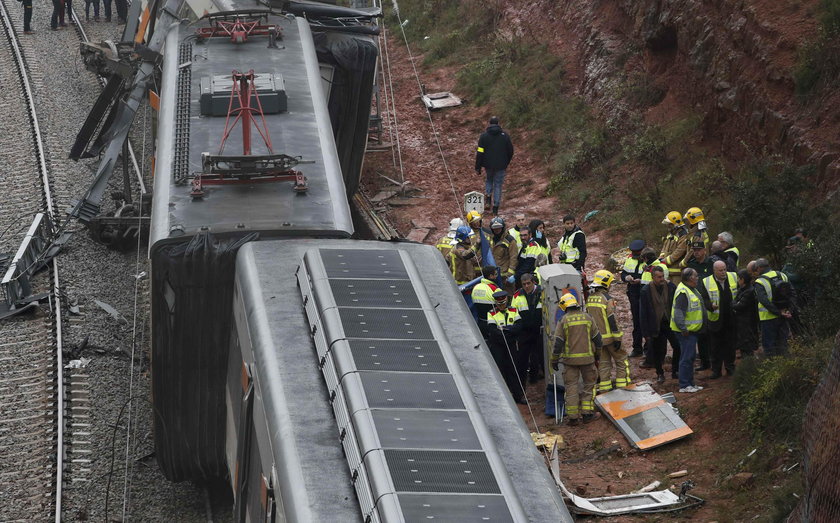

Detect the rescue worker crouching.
xmin=588 ymin=270 xmax=629 ymax=393
xmin=551 ymin=293 xmax=603 ymax=426
xmin=486 ymin=290 xmax=526 ymax=404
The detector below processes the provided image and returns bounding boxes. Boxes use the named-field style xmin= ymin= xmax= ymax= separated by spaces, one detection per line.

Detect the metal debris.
xmin=94 ymin=300 xmax=127 ymax=324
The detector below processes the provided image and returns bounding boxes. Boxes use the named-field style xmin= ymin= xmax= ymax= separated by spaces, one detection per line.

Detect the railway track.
xmin=0 ymin=0 xmax=65 ymax=520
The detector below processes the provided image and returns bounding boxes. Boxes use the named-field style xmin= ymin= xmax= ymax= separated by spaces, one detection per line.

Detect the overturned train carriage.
xmin=148 ymin=2 xmax=572 ymax=521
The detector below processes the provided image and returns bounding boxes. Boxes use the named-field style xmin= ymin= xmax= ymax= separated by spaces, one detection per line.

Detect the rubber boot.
xmin=492 ymin=205 xmax=499 ymax=216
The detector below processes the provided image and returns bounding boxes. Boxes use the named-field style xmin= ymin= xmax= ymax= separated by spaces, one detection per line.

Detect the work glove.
xmin=550 ymin=357 xmax=560 ymax=371
xmin=507 ymin=275 xmax=515 ymax=284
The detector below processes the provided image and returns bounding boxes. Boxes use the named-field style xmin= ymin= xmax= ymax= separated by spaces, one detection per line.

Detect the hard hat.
xmin=455 ymin=225 xmax=472 ymax=242
xmin=492 ymin=290 xmax=509 ymax=302
xmin=449 ymin=217 xmax=464 ymax=232
xmin=662 ymin=211 xmax=683 ymax=227
xmin=628 ymin=239 xmax=645 ymax=251
xmin=690 ymin=240 xmax=706 ymax=250
xmin=684 ymin=207 xmax=705 ymax=225
xmin=559 ymin=293 xmax=578 ymax=311
xmin=490 ymin=216 xmax=505 ymax=229
xmin=466 ymin=210 xmax=482 ymax=225
xmin=592 ymin=269 xmax=614 ymax=289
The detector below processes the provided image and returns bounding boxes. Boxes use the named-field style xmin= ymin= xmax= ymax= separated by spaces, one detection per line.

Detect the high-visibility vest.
xmin=670 ymin=283 xmax=703 ymax=332
xmin=508 ymin=227 xmax=522 ymax=251
xmin=756 ymin=270 xmax=789 ymax=321
xmin=641 ymin=260 xmax=670 ymax=283
xmin=487 ymin=307 xmax=521 ymax=329
xmin=471 ymin=279 xmax=499 ymax=305
xmin=521 ymin=240 xmax=542 ymax=260
xmin=702 ymin=272 xmax=737 ymax=322
xmin=724 ymin=246 xmax=740 ymax=261
xmin=511 ymin=289 xmax=542 ymax=312
xmin=557 ymin=230 xmax=583 ymax=264
xmin=586 ymin=292 xmax=621 ymax=343
xmin=622 ymin=256 xmax=645 ymax=278
xmin=557 ymin=312 xmax=596 ymax=361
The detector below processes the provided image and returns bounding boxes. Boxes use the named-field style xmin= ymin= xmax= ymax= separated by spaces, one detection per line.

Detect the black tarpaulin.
xmin=151 ymin=232 xmax=258 ymax=482
xmin=313 ymin=31 xmax=378 ymax=196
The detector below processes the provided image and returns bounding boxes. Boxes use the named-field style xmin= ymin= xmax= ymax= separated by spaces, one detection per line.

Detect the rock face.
xmin=520 ymin=0 xmax=840 ymax=184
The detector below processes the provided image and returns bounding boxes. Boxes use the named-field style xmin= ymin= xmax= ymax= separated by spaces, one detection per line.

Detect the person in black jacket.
xmin=475 ymin=116 xmax=514 ymax=215
xmin=639 ymin=266 xmax=677 ymax=383
xmin=732 ymin=269 xmax=759 ymax=358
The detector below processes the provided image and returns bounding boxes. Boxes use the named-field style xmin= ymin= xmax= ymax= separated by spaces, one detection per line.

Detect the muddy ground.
xmin=361 ymin=27 xmax=800 ymax=522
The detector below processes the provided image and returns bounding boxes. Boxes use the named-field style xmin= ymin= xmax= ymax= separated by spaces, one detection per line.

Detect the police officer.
xmin=486 ymin=290 xmax=525 ymax=404
xmin=514 ymin=226 xmax=541 ymax=286
xmin=622 ymin=239 xmax=646 ymax=358
xmin=551 ymin=294 xmax=603 ymax=425
xmin=588 ymin=270 xmax=627 ymax=393
xmin=511 ymin=273 xmax=543 ymax=384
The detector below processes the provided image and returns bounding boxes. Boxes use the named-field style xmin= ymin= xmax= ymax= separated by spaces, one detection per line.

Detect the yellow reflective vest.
xmin=702 ymin=272 xmax=737 ymax=322
xmin=557 ymin=230 xmax=583 ymax=264
xmin=756 ymin=270 xmax=789 ymax=321
xmin=641 ymin=260 xmax=670 ymax=283
xmin=670 ymin=283 xmax=704 ymax=333
xmin=586 ymin=290 xmax=622 ymax=343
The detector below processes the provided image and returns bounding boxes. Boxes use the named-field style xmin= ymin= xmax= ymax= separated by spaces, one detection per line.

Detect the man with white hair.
xmin=700 ymin=260 xmax=738 ymax=378
xmin=717 ymin=231 xmax=739 ymax=268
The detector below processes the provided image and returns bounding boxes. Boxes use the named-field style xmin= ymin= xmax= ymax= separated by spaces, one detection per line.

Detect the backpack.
xmin=760 ymin=273 xmax=793 ymax=309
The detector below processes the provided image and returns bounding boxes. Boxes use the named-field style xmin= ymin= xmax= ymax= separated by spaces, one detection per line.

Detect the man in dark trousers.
xmin=486 ymin=290 xmax=525 ymax=404
xmin=700 ymin=260 xmax=738 ymax=378
xmin=511 ymin=273 xmax=544 ymax=384
xmin=622 ymin=239 xmax=646 ymax=359
xmin=22 ymin=0 xmax=34 ymax=33
xmin=474 ymin=116 xmax=514 ymax=215
xmin=639 ymin=265 xmax=677 ymax=382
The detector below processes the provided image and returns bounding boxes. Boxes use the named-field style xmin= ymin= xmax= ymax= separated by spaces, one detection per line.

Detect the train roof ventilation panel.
xmin=199 ymin=73 xmax=286 ymax=116
xmin=298 ymin=248 xmax=528 ymax=523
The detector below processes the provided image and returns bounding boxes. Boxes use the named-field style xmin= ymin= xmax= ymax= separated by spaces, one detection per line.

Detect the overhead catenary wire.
xmin=391 ymin=3 xmax=463 ymax=217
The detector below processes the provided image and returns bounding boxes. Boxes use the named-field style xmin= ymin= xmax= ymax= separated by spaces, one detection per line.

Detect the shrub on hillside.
xmin=793 ymin=0 xmax=840 ymax=98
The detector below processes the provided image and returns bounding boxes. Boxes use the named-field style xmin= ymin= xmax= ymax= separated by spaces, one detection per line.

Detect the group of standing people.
xmin=623 ymin=208 xmax=795 ymax=393
xmin=21 ymin=0 xmax=128 ymax=34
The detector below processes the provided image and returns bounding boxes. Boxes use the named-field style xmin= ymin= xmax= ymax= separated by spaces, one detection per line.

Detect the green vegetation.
xmin=793 ymin=0 xmax=840 ymax=98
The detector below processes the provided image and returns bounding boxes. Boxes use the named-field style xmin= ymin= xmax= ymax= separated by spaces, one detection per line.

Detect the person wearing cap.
xmin=622 ymin=239 xmax=647 ymax=359
xmin=474 ymin=117 xmax=514 ymax=215
xmin=550 ymin=293 xmax=603 ymax=425
xmin=659 ymin=211 xmax=689 ymax=284
xmin=511 ymin=272 xmax=544 ymax=384
xmin=670 ymin=268 xmax=707 ymax=393
xmin=486 ymin=290 xmax=526 ymax=404
xmin=588 ymin=270 xmax=627 ymax=393
xmin=488 ymin=217 xmax=518 ymax=291
xmin=435 ymin=217 xmax=464 ymax=270
xmin=472 ymin=266 xmax=501 ymax=340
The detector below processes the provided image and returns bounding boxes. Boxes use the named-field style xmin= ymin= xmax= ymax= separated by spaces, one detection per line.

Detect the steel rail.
xmin=0 ymin=0 xmax=65 ymax=521
xmin=70 ymin=9 xmax=147 ymax=195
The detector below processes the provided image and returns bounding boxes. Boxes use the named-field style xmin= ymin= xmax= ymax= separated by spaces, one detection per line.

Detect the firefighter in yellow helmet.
xmin=466 ymin=210 xmax=484 ymax=276
xmin=587 ymin=270 xmax=629 ymax=393
xmin=550 ymin=293 xmax=603 ymax=425
xmin=659 ymin=211 xmax=689 ymax=284
xmin=681 ymin=207 xmax=709 ymax=265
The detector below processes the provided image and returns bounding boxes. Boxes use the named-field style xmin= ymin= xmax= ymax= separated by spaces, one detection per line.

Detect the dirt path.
xmin=362 ymin=31 xmax=794 ymax=523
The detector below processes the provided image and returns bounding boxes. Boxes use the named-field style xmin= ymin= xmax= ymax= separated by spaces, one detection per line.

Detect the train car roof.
xmin=150 ymin=13 xmax=353 ymax=251
xmin=234 ymin=239 xmax=572 ymax=522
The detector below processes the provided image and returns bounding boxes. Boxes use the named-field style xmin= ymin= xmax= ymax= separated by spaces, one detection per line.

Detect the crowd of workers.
xmin=435 ymin=205 xmax=798 ymax=424
xmin=19 ymin=0 xmax=128 ymax=34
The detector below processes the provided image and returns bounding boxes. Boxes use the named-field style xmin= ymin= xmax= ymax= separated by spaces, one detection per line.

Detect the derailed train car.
xmin=148 ymin=1 xmax=572 ymax=520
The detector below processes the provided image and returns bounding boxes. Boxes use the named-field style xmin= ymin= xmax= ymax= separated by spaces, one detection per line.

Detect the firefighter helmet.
xmin=592 ymin=270 xmax=615 ymax=289
xmin=490 ymin=216 xmax=505 ymax=229
xmin=559 ymin=293 xmax=578 ymax=311
xmin=466 ymin=210 xmax=482 ymax=225
xmin=454 ymin=225 xmax=472 ymax=242
xmin=662 ymin=211 xmax=683 ymax=227
xmin=684 ymin=207 xmax=705 ymax=225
